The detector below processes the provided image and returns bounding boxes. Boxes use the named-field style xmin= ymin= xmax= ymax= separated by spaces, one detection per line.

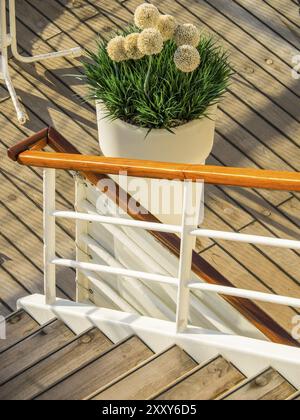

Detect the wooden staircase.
xmin=0 ymin=310 xmax=40 ymax=352
xmin=0 ymin=310 xmax=297 ymax=401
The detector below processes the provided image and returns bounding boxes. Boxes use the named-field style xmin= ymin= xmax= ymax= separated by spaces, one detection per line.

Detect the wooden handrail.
xmin=7 ymin=127 xmax=300 ymax=347
xmin=14 ymin=150 xmax=300 ymax=192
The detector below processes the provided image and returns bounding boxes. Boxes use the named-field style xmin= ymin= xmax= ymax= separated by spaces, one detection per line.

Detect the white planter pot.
xmin=96 ymin=102 xmax=217 ymax=165
xmin=96 ymin=102 xmax=217 ymax=226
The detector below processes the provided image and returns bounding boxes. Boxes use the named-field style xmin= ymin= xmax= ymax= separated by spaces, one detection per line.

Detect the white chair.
xmin=0 ymin=0 xmax=82 ymax=124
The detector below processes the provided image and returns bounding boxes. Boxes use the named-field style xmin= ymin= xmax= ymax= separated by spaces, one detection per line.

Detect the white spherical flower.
xmin=106 ymin=36 xmax=127 ymax=62
xmin=174 ymin=23 xmax=200 ymax=47
xmin=174 ymin=45 xmax=201 ymax=73
xmin=137 ymin=28 xmax=164 ymax=56
xmin=124 ymin=33 xmax=144 ymax=60
xmin=157 ymin=15 xmax=177 ymax=41
xmin=134 ymin=3 xmax=160 ymax=29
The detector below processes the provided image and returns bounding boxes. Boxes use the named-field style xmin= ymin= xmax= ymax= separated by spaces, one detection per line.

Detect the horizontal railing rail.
xmin=13 ymin=150 xmax=300 ymax=192
xmin=7 ymin=127 xmax=300 ymax=348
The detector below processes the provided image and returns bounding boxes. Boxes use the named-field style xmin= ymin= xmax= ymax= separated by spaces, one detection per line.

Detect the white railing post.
xmin=43 ymin=168 xmax=57 ymax=305
xmin=176 ymin=181 xmax=203 ymax=333
xmin=75 ymin=174 xmax=90 ymax=303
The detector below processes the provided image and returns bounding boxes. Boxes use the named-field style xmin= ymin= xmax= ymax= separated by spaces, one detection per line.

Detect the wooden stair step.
xmin=91 ymin=346 xmax=198 ymax=401
xmin=221 ymin=369 xmax=296 ymax=400
xmin=154 ymin=356 xmax=245 ymax=400
xmin=34 ymin=336 xmax=154 ymax=400
xmin=0 ymin=310 xmax=40 ymax=353
xmin=289 ymin=391 xmax=300 ymax=400
xmin=0 ymin=320 xmax=75 ymax=385
xmin=0 ymin=328 xmax=113 ymax=400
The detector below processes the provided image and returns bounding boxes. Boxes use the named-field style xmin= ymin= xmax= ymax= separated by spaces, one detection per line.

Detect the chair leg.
xmin=0 ymin=0 xmax=28 ymax=124
xmin=0 ymin=56 xmax=28 ymax=125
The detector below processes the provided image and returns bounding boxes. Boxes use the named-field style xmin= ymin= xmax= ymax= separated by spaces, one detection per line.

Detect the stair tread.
xmin=34 ymin=336 xmax=154 ymax=400
xmin=222 ymin=368 xmax=296 ymax=400
xmin=0 ymin=320 xmax=74 ymax=385
xmin=154 ymin=356 xmax=245 ymax=400
xmin=291 ymin=392 xmax=300 ymax=400
xmin=0 ymin=310 xmax=40 ymax=352
xmin=0 ymin=327 xmax=113 ymax=400
xmin=91 ymin=346 xmax=197 ymax=401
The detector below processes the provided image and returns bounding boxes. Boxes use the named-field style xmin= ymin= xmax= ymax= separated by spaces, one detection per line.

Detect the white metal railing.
xmin=43 ymin=168 xmax=300 ymax=333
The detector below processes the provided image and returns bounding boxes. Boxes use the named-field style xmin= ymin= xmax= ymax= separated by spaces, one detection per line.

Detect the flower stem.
xmin=113 ymin=62 xmax=119 ymax=78
xmin=144 ymin=55 xmax=153 ymax=99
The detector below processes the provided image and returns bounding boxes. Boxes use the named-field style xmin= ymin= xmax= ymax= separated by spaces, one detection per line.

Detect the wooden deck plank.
xmin=0 ymin=136 xmax=75 ymax=237
xmin=291 ymin=392 xmax=300 ymax=400
xmin=91 ymin=346 xmax=197 ymax=400
xmin=220 ymin=185 xmax=299 ymax=243
xmin=0 ymin=310 xmax=39 ymax=352
xmin=8 ymin=61 xmax=96 ymax=155
xmin=235 ymin=0 xmax=300 ymax=49
xmin=199 ymin=207 xmax=300 ymax=322
xmin=0 ymin=114 xmax=76 ymax=301
xmin=222 ymin=368 xmax=296 ymax=400
xmin=154 ymin=356 xmax=245 ymax=400
xmin=0 ymin=328 xmax=113 ymax=400
xmin=210 ymin=231 xmax=300 ymax=305
xmin=0 ymin=111 xmax=76 ymax=224
xmin=87 ymin=0 xmax=133 ymax=22
xmin=215 ymin=106 xmax=299 ymax=173
xmin=237 ymin=222 xmax=300 ymax=288
xmin=220 ymin=87 xmax=300 ymax=170
xmin=13 ymin=0 xmax=62 ymax=41
xmin=28 ymin=0 xmax=101 ymax=58
xmin=278 ymin=197 xmax=300 ymax=229
xmin=264 ymin=0 xmax=300 ymax=28
xmin=209 ymin=140 xmax=291 ymax=207
xmin=208 ymin=157 xmax=299 ymax=244
xmin=84 ymin=1 xmax=133 ymax=38
xmin=204 ymin=185 xmax=254 ymax=232
xmin=0 ymin=194 xmax=48 ymax=296
xmin=0 ymin=302 xmax=11 ymax=318
xmin=206 ymin=0 xmax=298 ymax=67
xmin=196 ymin=203 xmax=251 ymax=253
xmin=201 ymin=245 xmax=298 ymax=336
xmin=0 ymin=98 xmax=77 ymax=202
xmin=35 ymin=336 xmax=154 ymax=400
xmin=58 ymin=0 xmax=99 ymax=21
xmin=0 ymin=234 xmax=33 ymax=309
xmin=0 ymin=182 xmax=74 ymax=300
xmin=0 ymin=320 xmax=75 ymax=385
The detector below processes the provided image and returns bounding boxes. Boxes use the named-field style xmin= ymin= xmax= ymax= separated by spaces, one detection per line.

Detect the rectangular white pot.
xmin=96 ymin=102 xmax=217 ymax=225
xmin=96 ymin=102 xmax=217 ymax=164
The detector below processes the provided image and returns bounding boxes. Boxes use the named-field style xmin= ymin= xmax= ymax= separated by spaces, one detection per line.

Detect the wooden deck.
xmin=0 ymin=0 xmax=299 ymax=339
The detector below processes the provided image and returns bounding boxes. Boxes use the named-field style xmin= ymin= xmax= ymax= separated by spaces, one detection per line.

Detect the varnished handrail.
xmin=14 ymin=150 xmax=300 ymax=192
xmin=7 ymin=127 xmax=300 ymax=347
